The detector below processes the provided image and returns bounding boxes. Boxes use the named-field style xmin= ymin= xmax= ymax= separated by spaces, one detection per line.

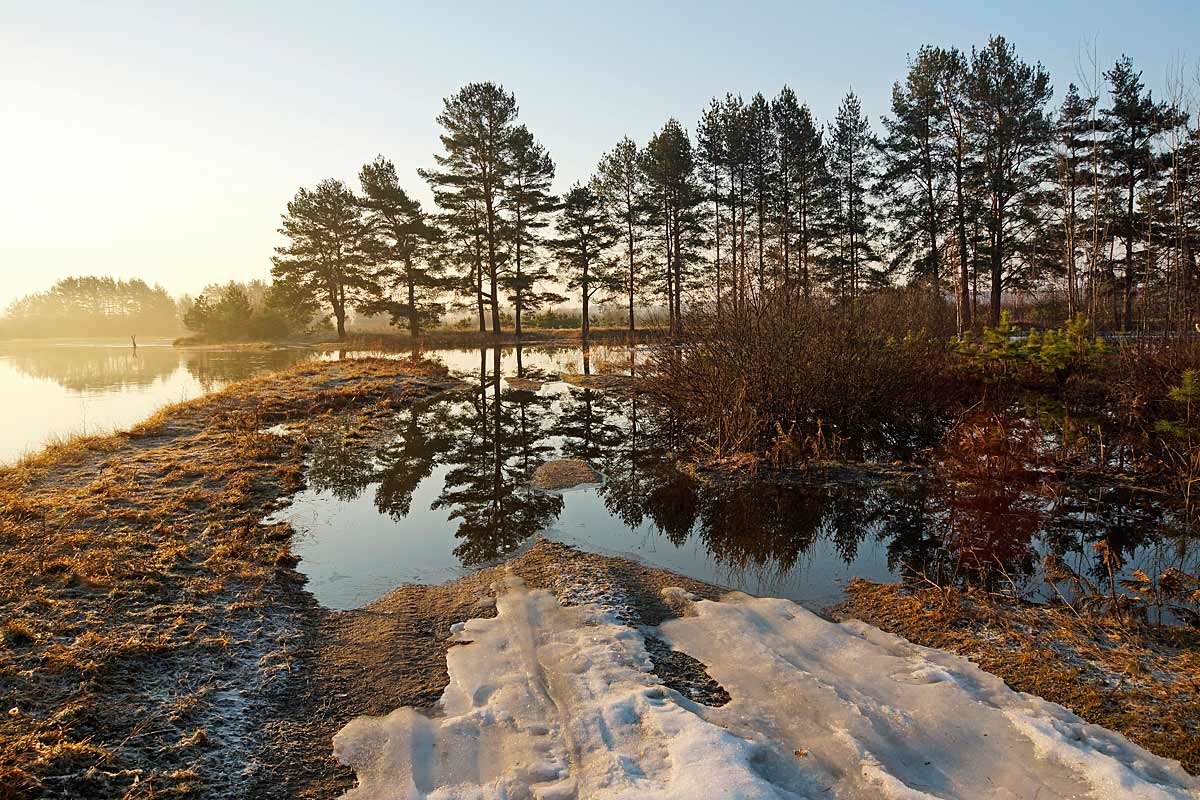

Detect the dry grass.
xmin=841 ymin=579 xmax=1200 ymax=774
xmin=0 ymin=357 xmax=459 ymax=799
xmin=530 ymin=459 xmax=602 ymax=490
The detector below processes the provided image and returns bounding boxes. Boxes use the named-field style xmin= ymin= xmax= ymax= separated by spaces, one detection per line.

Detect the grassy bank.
xmin=0 ymin=357 xmax=461 ymax=799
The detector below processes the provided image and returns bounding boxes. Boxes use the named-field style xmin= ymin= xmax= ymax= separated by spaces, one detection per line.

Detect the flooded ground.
xmin=0 ymin=339 xmax=311 ymax=462
xmin=271 ymin=344 xmax=1200 ymax=615
xmin=5 ymin=338 xmax=1191 ymax=614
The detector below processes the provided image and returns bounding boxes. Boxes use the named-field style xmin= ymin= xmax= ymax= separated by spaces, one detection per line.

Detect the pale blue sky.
xmin=2 ymin=1 xmax=1197 ymax=309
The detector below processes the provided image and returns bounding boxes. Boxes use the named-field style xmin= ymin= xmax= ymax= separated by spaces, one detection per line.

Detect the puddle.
xmin=269 ymin=344 xmax=1200 ymax=614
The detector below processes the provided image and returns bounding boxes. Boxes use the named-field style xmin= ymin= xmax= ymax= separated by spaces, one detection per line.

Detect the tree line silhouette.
xmin=270 ymin=35 xmax=1199 ymax=341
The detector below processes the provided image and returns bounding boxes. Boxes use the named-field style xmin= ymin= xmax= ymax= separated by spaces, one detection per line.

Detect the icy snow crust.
xmin=332 ymin=578 xmax=1200 ymax=799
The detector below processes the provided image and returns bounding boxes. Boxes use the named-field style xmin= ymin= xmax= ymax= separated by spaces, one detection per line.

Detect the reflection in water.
xmin=279 ymin=344 xmax=1199 ymax=611
xmin=0 ymin=340 xmax=313 ymax=462
xmin=1 ymin=341 xmax=309 ymax=392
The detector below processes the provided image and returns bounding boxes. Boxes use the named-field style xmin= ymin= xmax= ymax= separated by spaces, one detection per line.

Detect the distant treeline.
xmin=267 ymin=34 xmax=1199 ymax=341
xmin=0 ymin=277 xmax=182 ymax=339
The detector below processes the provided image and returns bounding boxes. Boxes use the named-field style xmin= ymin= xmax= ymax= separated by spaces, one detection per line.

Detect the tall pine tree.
xmin=965 ymin=36 xmax=1053 ymax=325
xmin=501 ymin=124 xmax=560 ymax=336
xmin=271 ymin=179 xmax=375 ymax=340
xmin=421 ymin=82 xmax=518 ymax=335
xmin=357 ymin=156 xmax=442 ymax=337
xmin=595 ymin=136 xmax=650 ymax=333
xmin=827 ymin=91 xmax=883 ymax=300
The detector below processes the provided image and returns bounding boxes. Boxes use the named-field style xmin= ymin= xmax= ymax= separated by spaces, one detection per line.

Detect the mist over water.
xmin=0 ymin=339 xmax=310 ymax=463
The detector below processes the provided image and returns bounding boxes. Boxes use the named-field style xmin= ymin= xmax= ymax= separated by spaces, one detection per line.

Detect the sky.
xmin=2 ymin=0 xmax=1198 ymax=311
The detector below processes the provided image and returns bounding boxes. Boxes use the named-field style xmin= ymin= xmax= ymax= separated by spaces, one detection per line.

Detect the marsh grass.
xmin=0 ymin=356 xmax=458 ymax=799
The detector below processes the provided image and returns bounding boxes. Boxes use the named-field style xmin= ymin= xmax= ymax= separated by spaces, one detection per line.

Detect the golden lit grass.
xmin=0 ymin=356 xmax=457 ymax=799
xmin=843 ymin=579 xmax=1200 ymax=774
xmin=530 ymin=458 xmax=602 ymax=490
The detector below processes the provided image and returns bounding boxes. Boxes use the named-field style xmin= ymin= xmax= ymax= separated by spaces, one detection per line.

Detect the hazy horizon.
xmin=4 ymin=0 xmax=1199 ymax=311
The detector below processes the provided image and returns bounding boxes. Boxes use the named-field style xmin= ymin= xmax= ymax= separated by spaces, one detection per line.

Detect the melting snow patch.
xmin=332 ymin=580 xmax=1200 ymax=799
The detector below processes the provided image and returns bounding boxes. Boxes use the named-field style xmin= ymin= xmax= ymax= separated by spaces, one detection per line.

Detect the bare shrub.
xmin=647 ymin=290 xmax=966 ymax=463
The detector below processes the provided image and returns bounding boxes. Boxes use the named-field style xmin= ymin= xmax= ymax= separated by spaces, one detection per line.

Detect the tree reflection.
xmin=433 ymin=347 xmax=563 ymax=564
xmin=295 ymin=347 xmax=1186 ymax=598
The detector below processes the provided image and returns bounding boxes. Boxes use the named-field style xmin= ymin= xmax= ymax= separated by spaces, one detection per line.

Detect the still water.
xmin=272 ymin=345 xmax=1199 ymax=615
xmin=0 ymin=339 xmax=311 ymax=463
xmin=5 ymin=339 xmax=1191 ymax=615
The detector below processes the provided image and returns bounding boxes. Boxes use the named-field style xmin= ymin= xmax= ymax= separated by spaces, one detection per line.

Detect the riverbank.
xmin=0 ymin=357 xmax=462 ymax=799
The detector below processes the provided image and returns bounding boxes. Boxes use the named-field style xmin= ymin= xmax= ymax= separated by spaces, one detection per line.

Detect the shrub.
xmin=647 ymin=290 xmax=964 ymax=462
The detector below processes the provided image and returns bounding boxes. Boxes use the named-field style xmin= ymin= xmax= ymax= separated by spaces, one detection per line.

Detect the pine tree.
xmin=357 ymin=156 xmax=442 ymax=337
xmin=501 ymin=125 xmax=560 ymax=336
xmin=271 ymin=178 xmax=375 ymax=340
xmin=775 ymin=96 xmax=828 ymax=298
xmin=827 ymin=91 xmax=883 ymax=300
xmin=965 ymin=36 xmax=1053 ymax=326
xmin=595 ymin=136 xmax=650 ymax=333
xmin=696 ymin=99 xmax=728 ymax=311
xmin=931 ymin=46 xmax=977 ymax=333
xmin=1159 ymin=126 xmax=1200 ymax=322
xmin=421 ymin=82 xmax=518 ymax=335
xmin=745 ymin=93 xmax=777 ymax=290
xmin=880 ymin=47 xmax=951 ymax=288
xmin=1053 ymin=85 xmax=1098 ymax=317
xmin=550 ymin=183 xmax=619 ymax=346
xmin=642 ymin=119 xmax=704 ymax=335
xmin=717 ymin=95 xmax=751 ymax=311
xmin=1102 ymin=56 xmax=1187 ymax=330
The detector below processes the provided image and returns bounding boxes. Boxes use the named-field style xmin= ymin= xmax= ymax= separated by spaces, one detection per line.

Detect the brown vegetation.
xmin=0 ymin=357 xmax=459 ymax=799
xmin=649 ymin=289 xmax=964 ymax=463
xmin=530 ymin=459 xmax=602 ymax=490
xmin=313 ymin=325 xmax=663 ymax=354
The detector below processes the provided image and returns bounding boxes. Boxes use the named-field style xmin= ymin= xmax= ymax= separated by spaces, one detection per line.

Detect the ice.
xmin=333 ymin=579 xmax=1200 ymax=799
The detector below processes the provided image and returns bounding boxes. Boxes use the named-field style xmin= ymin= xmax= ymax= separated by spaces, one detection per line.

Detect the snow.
xmin=332 ymin=578 xmax=1200 ymax=799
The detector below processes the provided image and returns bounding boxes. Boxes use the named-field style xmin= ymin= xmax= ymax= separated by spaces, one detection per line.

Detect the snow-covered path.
xmin=332 ymin=577 xmax=1199 ymax=799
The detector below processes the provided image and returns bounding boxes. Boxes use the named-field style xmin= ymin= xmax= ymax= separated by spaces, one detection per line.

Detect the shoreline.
xmin=1 ymin=356 xmax=1196 ymax=797
xmin=0 ymin=357 xmax=462 ymax=798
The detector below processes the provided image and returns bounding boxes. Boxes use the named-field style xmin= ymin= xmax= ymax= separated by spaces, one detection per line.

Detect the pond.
xmin=270 ymin=344 xmax=1200 ymax=616
xmin=0 ymin=339 xmax=312 ymax=463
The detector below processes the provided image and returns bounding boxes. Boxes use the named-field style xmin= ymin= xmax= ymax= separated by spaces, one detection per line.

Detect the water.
xmin=0 ymin=339 xmax=312 ymax=463
xmin=6 ymin=338 xmax=1190 ymax=615
xmin=271 ymin=344 xmax=1200 ymax=614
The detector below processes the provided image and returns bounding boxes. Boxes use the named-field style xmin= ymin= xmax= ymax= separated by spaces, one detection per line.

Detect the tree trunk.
xmin=627 ymin=210 xmax=636 ymax=334
xmin=515 ymin=205 xmax=524 ymax=339
xmin=485 ymin=194 xmax=501 ymax=335
xmin=990 ymin=207 xmax=1004 ymax=327
xmin=407 ymin=273 xmax=418 ymax=338
xmin=581 ymin=264 xmax=591 ymax=349
xmin=1123 ymin=161 xmax=1136 ymax=333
